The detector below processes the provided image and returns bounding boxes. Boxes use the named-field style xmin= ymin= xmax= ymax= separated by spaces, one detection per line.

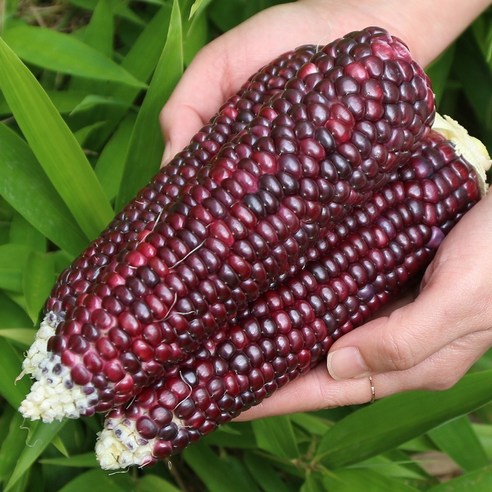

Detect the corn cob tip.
xmin=21 ymin=311 xmax=62 ymax=376
xmin=19 ymin=311 xmax=95 ymax=422
xmin=96 ymin=421 xmax=155 ymax=470
xmin=432 ymin=113 xmax=491 ymax=195
xmin=19 ymin=353 xmax=91 ymax=422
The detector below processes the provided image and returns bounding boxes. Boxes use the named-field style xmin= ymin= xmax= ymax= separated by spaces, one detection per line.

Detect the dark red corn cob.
xmin=47 ymin=45 xmax=319 ymax=317
xmin=21 ymin=27 xmax=435 ymax=422
xmin=95 ymin=130 xmax=483 ymax=468
xmin=21 ymin=43 xmax=318 ymax=376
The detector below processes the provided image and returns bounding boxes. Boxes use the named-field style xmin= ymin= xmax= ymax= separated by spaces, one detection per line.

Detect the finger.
xmin=326 ymin=264 xmax=492 ymax=380
xmin=236 ymin=329 xmax=492 ymax=421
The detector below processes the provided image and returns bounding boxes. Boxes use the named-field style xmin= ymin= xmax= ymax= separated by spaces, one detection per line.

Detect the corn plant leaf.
xmin=428 ymin=416 xmax=489 ymax=472
xmin=9 ymin=213 xmax=46 ymax=252
xmin=85 ymin=4 xmax=172 ymax=150
xmin=0 ymin=38 xmax=114 ymax=240
xmin=135 ymin=475 xmax=181 ymax=492
xmin=201 ymin=423 xmax=257 ymax=449
xmin=184 ymin=441 xmax=258 ymax=492
xmin=70 ymin=0 xmax=144 ymax=25
xmin=290 ymin=413 xmax=332 ymax=437
xmin=2 ymin=25 xmax=144 ymax=88
xmin=252 ymin=415 xmax=299 ymax=460
xmin=0 ymin=244 xmax=30 ymax=292
xmin=51 ymin=435 xmax=70 ymax=458
xmin=473 ymin=423 xmax=492 ymax=458
xmin=189 ymin=0 xmax=213 ymax=19
xmin=5 ymin=420 xmax=66 ymax=491
xmin=0 ymin=90 xmax=87 ymax=116
xmin=0 ymin=413 xmax=27 ymax=484
xmin=428 ymin=464 xmax=492 ymax=492
xmin=426 ymin=45 xmax=455 ymax=107
xmin=0 ymin=328 xmax=36 ymax=347
xmin=321 ymin=468 xmax=420 ymax=492
xmin=301 ymin=473 xmax=325 ymax=492
xmin=116 ymin=0 xmax=183 ymax=209
xmin=0 ymin=292 xmax=31 ymax=328
xmin=0 ymin=337 xmax=30 ymax=409
xmin=244 ymin=452 xmax=295 ymax=492
xmin=315 ymin=369 xmax=492 ymax=469
xmin=80 ymin=0 xmax=113 ymax=57
xmin=0 ymin=125 xmax=86 ymax=256
xmin=453 ymin=34 xmax=492 ymax=148
xmin=95 ymin=114 xmax=135 ymax=200
xmin=22 ymin=251 xmax=55 ymax=324
xmin=40 ymin=453 xmax=98 ymax=468
xmin=50 ymin=468 xmax=129 ymax=492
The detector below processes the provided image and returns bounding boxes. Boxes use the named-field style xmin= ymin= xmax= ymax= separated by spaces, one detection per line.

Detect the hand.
xmin=237 ymin=189 xmax=492 ymax=420
xmin=161 ymin=0 xmax=487 ymax=163
xmin=159 ymin=0 xmax=492 ymax=419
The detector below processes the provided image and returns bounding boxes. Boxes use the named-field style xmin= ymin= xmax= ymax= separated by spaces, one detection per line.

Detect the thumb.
xmin=160 ymin=104 xmax=206 ymax=167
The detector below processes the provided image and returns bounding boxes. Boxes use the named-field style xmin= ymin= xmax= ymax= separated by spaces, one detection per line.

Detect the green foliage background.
xmin=0 ymin=1 xmax=492 ymax=490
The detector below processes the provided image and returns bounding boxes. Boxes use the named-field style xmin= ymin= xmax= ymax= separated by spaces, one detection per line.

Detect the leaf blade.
xmin=0 ymin=37 xmax=114 ymax=240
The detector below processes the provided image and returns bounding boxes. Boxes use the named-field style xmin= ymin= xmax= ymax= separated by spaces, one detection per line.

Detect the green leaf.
xmin=244 ymin=453 xmax=294 ymax=492
xmin=189 ymin=0 xmax=212 ymax=19
xmin=2 ymin=25 xmax=144 ymax=88
xmin=5 ymin=420 xmax=66 ymax=491
xmin=95 ymin=114 xmax=135 ymax=200
xmin=9 ymin=213 xmax=46 ymax=252
xmin=428 ymin=464 xmax=492 ymax=492
xmin=0 ymin=412 xmax=28 ymax=484
xmin=0 ymin=244 xmax=30 ymax=292
xmin=0 ymin=292 xmax=32 ymax=328
xmin=301 ymin=472 xmax=325 ymax=492
xmin=135 ymin=474 xmax=180 ymax=492
xmin=0 ymin=328 xmax=36 ymax=347
xmin=22 ymin=251 xmax=55 ymax=324
xmin=252 ymin=415 xmax=299 ymax=460
xmin=56 ymin=469 xmax=129 ymax=492
xmin=0 ymin=124 xmax=86 ymax=256
xmin=0 ymin=38 xmax=114 ymax=240
xmin=184 ymin=441 xmax=258 ymax=492
xmin=81 ymin=0 xmax=114 ymax=57
xmin=321 ymin=468 xmax=420 ymax=492
xmin=290 ymin=413 xmax=332 ymax=437
xmin=0 ymin=90 xmax=87 ymax=116
xmin=428 ymin=416 xmax=489 ymax=472
xmin=40 ymin=453 xmax=98 ymax=468
xmin=116 ymin=0 xmax=183 ymax=209
xmin=315 ymin=369 xmax=492 ymax=469
xmin=426 ymin=45 xmax=455 ymax=106
xmin=0 ymin=337 xmax=30 ymax=409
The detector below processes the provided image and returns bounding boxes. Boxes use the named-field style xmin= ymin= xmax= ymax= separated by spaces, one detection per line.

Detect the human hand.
xmin=158 ymin=0 xmax=492 ymax=418
xmin=236 ymin=188 xmax=492 ymax=420
xmin=160 ymin=0 xmax=489 ymax=162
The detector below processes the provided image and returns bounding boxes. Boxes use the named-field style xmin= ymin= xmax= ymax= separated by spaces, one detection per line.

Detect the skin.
xmin=160 ymin=0 xmax=492 ymax=418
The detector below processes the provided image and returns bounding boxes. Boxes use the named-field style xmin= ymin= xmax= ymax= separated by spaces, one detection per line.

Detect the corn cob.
xmin=19 ymin=44 xmax=318 ymax=411
xmin=95 ymin=125 xmax=489 ymax=469
xmin=20 ymin=27 xmax=435 ymax=422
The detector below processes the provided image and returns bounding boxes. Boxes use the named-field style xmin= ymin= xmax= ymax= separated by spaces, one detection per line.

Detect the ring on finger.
xmin=369 ymin=376 xmax=376 ymax=404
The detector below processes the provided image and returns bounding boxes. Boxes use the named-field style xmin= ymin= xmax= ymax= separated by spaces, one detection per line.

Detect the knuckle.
xmin=378 ymin=330 xmax=418 ymax=372
xmin=421 ymin=374 xmax=458 ymax=391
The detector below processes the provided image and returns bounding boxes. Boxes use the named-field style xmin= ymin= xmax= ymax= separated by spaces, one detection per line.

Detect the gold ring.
xmin=369 ymin=376 xmax=375 ymax=404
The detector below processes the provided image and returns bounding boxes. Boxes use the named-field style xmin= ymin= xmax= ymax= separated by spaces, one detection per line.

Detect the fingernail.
xmin=327 ymin=347 xmax=369 ymax=380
